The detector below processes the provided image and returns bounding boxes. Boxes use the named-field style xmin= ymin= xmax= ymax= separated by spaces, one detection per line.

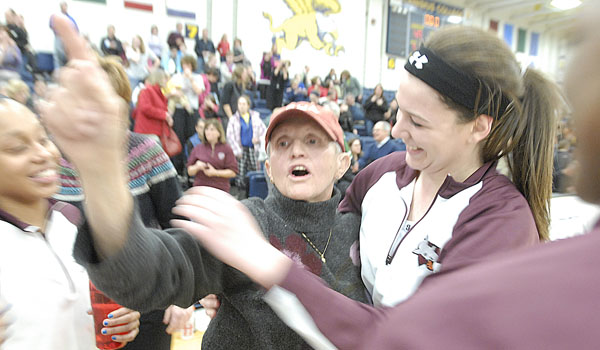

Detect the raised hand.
xmin=172 ymin=187 xmax=292 ymax=289
xmin=40 ymin=15 xmax=128 ymax=174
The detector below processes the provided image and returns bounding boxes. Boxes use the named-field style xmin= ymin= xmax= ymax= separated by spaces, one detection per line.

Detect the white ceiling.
xmin=437 ymin=0 xmax=584 ymax=36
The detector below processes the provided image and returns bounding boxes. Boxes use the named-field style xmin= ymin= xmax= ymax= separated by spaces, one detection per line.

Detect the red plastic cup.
xmin=89 ymin=281 xmax=126 ymax=350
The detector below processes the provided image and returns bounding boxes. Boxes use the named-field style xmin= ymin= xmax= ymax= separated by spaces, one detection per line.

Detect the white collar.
xmin=377 ymin=137 xmax=390 ymax=148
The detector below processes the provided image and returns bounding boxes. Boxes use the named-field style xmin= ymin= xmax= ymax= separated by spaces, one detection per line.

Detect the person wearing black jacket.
xmin=363 ymin=83 xmax=388 ymax=124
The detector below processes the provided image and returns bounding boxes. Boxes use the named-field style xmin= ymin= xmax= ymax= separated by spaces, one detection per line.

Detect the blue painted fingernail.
xmin=102 ymin=329 xmax=107 ymax=334
xmin=112 ymin=336 xmax=117 ymax=341
xmin=103 ymin=320 xmax=109 ymax=326
xmin=107 ymin=314 xmax=113 ymax=318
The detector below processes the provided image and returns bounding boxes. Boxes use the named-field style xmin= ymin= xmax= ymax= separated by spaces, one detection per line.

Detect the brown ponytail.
xmin=425 ymin=26 xmax=566 ymax=241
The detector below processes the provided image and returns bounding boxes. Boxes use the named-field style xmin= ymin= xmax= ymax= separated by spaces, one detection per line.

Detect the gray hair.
xmin=374 ymin=120 xmax=391 ymax=132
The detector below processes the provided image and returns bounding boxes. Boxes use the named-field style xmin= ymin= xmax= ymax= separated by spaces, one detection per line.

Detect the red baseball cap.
xmin=265 ymin=102 xmax=345 ymax=152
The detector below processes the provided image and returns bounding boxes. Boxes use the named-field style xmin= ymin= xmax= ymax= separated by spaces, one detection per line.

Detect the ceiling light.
xmin=550 ymin=0 xmax=582 ymax=10
xmin=447 ymin=15 xmax=463 ymax=24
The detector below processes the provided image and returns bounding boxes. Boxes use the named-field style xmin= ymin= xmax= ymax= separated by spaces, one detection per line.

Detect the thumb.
xmin=163 ymin=306 xmax=172 ymax=325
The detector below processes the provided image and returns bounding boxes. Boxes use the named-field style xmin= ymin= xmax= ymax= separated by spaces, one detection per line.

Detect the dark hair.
xmin=205 ymin=67 xmax=219 ymax=77
xmin=425 ymin=26 xmax=566 ymax=241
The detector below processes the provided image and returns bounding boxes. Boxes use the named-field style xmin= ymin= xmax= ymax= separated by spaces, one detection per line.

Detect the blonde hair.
xmin=98 ymin=56 xmax=132 ymax=103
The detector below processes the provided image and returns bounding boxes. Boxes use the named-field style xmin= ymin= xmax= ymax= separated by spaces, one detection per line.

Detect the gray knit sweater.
xmin=74 ymin=186 xmax=367 ymax=349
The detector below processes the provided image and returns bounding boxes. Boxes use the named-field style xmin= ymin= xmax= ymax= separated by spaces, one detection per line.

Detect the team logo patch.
xmin=218 ymin=152 xmax=225 ymax=160
xmin=412 ymin=237 xmax=440 ymax=271
xmin=409 ymin=51 xmax=428 ymax=69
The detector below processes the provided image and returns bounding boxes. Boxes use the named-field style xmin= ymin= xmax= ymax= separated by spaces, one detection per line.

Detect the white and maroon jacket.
xmin=0 ymin=201 xmax=96 ymax=350
xmin=339 ymin=152 xmax=539 ymax=306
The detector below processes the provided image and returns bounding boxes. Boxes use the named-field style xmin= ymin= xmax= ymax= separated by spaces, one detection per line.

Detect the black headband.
xmin=404 ymin=46 xmax=510 ymax=118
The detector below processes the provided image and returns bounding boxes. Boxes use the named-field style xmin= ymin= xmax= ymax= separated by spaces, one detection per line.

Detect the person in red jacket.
xmin=133 ymin=69 xmax=172 ymax=142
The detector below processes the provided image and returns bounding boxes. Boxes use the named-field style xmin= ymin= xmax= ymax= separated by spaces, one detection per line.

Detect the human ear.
xmin=264 ymin=159 xmax=274 ymax=183
xmin=470 ymin=114 xmax=493 ymax=144
xmin=335 ymin=152 xmax=351 ymax=180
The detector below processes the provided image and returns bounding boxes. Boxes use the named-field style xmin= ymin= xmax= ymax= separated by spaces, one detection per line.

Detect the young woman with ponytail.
xmin=334 ymin=26 xmax=565 ymax=307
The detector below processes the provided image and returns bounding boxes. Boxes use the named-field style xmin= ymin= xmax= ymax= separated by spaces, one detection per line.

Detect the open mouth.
xmin=291 ymin=165 xmax=310 ymax=177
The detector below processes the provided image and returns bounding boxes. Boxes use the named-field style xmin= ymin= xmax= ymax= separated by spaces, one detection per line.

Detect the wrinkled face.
xmin=204 ymin=124 xmax=220 ymax=145
xmin=266 ymin=116 xmax=349 ymax=203
xmin=566 ymin=3 xmax=600 ymax=203
xmin=350 ymin=139 xmax=361 ymax=155
xmin=0 ymin=101 xmax=61 ymax=206
xmin=372 ymin=123 xmax=388 ymax=143
xmin=237 ymin=97 xmax=249 ymax=114
xmin=391 ymin=70 xmax=476 ymax=178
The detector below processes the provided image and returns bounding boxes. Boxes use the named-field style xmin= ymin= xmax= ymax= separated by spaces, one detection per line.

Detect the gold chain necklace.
xmin=300 ymin=229 xmax=332 ymax=263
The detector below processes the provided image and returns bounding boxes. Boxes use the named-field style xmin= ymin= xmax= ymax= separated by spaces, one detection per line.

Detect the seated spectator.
xmin=202 ymin=67 xmax=220 ymax=104
xmin=4 ymin=78 xmax=30 ymax=108
xmin=200 ymin=93 xmax=219 ymax=120
xmin=323 ymin=79 xmax=337 ymax=100
xmin=220 ymin=51 xmax=234 ymax=87
xmin=337 ymin=137 xmax=363 ymax=197
xmin=338 ymin=101 xmax=355 ymax=137
xmin=348 ymin=137 xmax=363 ymax=173
xmin=340 ymin=69 xmax=362 ymax=101
xmin=161 ymin=45 xmax=183 ymax=75
xmin=324 ymin=68 xmax=338 ymax=86
xmin=384 ymin=98 xmax=398 ymax=125
xmin=358 ymin=121 xmax=403 ymax=169
xmin=100 ymin=25 xmax=125 ymax=60
xmin=188 ymin=118 xmax=238 ymax=192
xmin=232 ymin=37 xmax=246 ymax=65
xmin=185 ymin=118 xmax=205 ymax=161
xmin=364 ymin=83 xmax=388 ymax=124
xmin=0 ymin=25 xmax=22 ymax=83
xmin=323 ymin=88 xmax=340 ymax=114
xmin=284 ymin=77 xmax=308 ymax=103
xmin=307 ymin=76 xmax=328 ymax=98
xmin=342 ymin=93 xmax=368 ymax=134
xmin=308 ymin=89 xmax=320 ymax=104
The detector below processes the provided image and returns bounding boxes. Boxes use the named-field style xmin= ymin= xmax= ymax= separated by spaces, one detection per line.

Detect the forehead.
xmin=395 ymin=70 xmax=449 ymax=117
xmin=0 ymin=101 xmax=40 ymax=133
xmin=270 ymin=116 xmax=331 ymax=139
